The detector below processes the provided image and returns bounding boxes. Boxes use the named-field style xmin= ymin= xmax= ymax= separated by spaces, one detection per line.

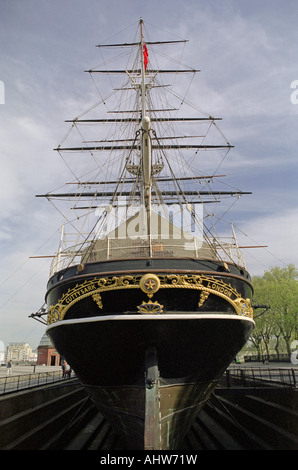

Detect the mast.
xmin=140 ymin=18 xmax=146 ymax=120
xmin=140 ymin=18 xmax=152 ymax=243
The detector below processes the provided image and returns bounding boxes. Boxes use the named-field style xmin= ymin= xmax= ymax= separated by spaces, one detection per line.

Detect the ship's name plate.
xmin=63 ymin=282 xmax=98 ymax=303
xmin=206 ymin=281 xmax=233 ymax=298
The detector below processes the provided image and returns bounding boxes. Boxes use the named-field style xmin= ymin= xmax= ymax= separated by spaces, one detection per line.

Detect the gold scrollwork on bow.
xmin=47 ymin=273 xmax=253 ymax=325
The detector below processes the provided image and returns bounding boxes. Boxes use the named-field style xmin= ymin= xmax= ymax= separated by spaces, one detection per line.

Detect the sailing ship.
xmin=32 ymin=19 xmax=255 ymax=450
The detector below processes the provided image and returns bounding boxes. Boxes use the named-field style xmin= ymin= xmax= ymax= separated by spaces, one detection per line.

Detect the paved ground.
xmin=0 ymin=364 xmax=62 ymax=377
xmin=0 ymin=365 xmax=71 ymax=395
xmin=0 ymin=361 xmax=297 ymax=378
xmin=0 ymin=362 xmax=296 ymax=395
xmin=230 ymin=361 xmax=298 ymax=369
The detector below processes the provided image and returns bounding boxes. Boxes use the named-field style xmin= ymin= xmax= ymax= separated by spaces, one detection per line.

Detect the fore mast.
xmin=139 ymin=18 xmax=152 ymax=244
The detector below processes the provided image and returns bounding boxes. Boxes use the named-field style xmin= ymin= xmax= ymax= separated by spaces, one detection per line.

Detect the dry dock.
xmin=0 ymin=363 xmax=297 ymax=451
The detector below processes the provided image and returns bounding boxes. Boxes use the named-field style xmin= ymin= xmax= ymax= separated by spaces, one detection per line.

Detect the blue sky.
xmin=0 ymin=0 xmax=298 ymax=348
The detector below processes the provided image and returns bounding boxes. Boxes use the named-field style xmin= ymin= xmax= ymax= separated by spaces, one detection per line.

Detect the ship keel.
xmin=47 ymin=313 xmax=254 ymax=450
xmin=144 ymin=346 xmax=160 ymax=450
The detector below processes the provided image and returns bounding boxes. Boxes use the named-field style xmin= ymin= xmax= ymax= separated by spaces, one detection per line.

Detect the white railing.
xmin=49 ymin=234 xmax=246 ymax=277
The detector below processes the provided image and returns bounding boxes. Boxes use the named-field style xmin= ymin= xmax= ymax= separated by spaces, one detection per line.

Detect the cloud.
xmin=233 ymin=207 xmax=298 ymax=276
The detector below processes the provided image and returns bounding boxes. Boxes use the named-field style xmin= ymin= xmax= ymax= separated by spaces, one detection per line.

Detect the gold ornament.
xmin=140 ymin=274 xmax=161 ymax=298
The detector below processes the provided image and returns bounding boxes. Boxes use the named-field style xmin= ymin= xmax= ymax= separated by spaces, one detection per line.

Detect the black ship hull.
xmin=45 ymin=258 xmax=254 ymax=450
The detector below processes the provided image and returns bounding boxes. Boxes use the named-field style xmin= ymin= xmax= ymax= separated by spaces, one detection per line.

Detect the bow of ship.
xmin=31 ymin=18 xmax=256 ymax=450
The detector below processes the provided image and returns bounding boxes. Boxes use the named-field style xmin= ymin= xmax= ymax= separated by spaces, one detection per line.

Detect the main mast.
xmin=140 ymin=18 xmax=152 ymax=242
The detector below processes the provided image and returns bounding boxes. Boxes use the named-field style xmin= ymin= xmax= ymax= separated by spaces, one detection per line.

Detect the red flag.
xmin=143 ymin=44 xmax=148 ymax=70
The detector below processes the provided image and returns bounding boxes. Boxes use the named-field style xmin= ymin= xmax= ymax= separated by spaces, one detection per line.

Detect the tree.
xmin=251 ymin=264 xmax=298 ymax=358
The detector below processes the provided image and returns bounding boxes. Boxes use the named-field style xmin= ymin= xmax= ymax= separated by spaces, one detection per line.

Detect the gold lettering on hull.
xmin=47 ymin=273 xmax=253 ymax=325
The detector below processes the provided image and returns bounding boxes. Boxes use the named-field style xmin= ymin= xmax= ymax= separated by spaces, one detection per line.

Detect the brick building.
xmin=37 ymin=333 xmax=61 ymax=366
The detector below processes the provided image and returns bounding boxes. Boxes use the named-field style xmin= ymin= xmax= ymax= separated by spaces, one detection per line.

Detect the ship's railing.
xmin=49 ymin=235 xmax=246 ymax=276
xmin=214 ymin=239 xmax=247 ymax=270
xmin=49 ymin=249 xmax=82 ymax=277
xmin=81 ymin=236 xmax=215 ymax=263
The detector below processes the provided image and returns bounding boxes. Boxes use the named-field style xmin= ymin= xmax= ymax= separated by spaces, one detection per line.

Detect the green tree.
xmin=251 ymin=264 xmax=298 ymax=357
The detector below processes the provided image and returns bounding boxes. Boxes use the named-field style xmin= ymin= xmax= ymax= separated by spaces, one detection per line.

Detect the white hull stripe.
xmin=46 ymin=313 xmax=255 ymax=333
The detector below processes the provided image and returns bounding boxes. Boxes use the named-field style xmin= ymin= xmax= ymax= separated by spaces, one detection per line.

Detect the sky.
xmin=0 ymin=0 xmax=298 ymax=349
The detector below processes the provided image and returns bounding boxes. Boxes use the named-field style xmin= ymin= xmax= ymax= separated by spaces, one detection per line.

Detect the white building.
xmin=6 ymin=342 xmax=33 ymax=363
